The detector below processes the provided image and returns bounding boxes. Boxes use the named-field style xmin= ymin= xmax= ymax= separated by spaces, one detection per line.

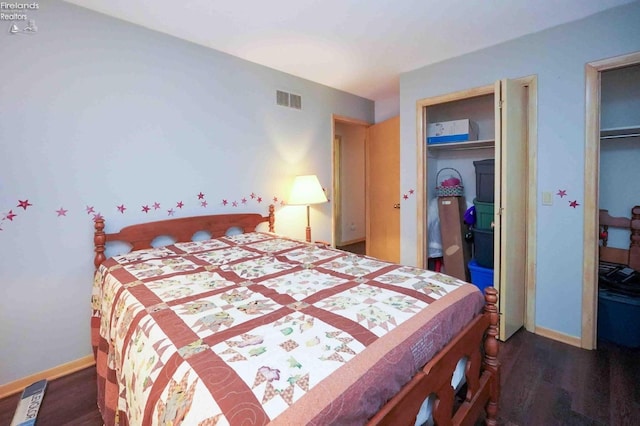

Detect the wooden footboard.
xmin=368 ymin=286 xmax=500 ymax=426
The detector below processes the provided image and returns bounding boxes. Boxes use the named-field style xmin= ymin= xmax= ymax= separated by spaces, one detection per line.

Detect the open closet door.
xmin=495 ymin=79 xmax=527 ymax=341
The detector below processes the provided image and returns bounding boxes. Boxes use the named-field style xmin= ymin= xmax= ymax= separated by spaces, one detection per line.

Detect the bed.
xmin=91 ymin=205 xmax=500 ymax=425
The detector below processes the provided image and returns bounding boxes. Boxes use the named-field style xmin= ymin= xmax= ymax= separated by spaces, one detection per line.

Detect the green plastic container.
xmin=473 ymin=199 xmax=495 ymax=230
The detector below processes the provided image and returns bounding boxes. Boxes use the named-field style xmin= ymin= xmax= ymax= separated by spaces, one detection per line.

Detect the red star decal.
xmin=569 ymin=200 xmax=580 ymax=208
xmin=176 ymin=201 xmax=184 ymax=209
xmin=142 ymin=205 xmax=150 ymax=213
xmin=201 ymin=200 xmax=208 ymax=208
xmin=197 ymin=192 xmax=205 ymax=199
xmin=257 ymin=197 xmax=263 ymax=203
xmin=153 ymin=202 xmax=161 ymax=210
xmin=56 ymin=207 xmax=68 ymax=217
xmin=167 ymin=209 xmax=175 ymax=216
xmin=86 ymin=206 xmax=95 ymax=214
xmin=17 ymin=199 xmax=32 ymax=210
xmin=5 ymin=210 xmax=17 ymax=221
xmin=241 ymin=198 xmax=247 ymax=204
xmin=222 ymin=199 xmax=228 ymax=206
xmin=117 ymin=204 xmax=126 ymax=213
xmin=93 ymin=213 xmax=103 ymax=221
xmin=557 ymin=190 xmax=567 ymax=198
xmin=403 ymin=194 xmax=409 ymax=200
xmin=409 ymin=189 xmax=415 ymax=195
xmin=250 ymin=193 xmax=256 ymax=199
xmin=232 ymin=201 xmax=238 ymax=207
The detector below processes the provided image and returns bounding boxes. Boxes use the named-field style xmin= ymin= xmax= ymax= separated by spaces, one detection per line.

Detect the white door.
xmin=494 ymin=79 xmax=528 ymax=341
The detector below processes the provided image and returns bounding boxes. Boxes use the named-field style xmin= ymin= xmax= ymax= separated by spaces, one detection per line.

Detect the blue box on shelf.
xmin=468 ymin=259 xmax=494 ymax=293
xmin=427 ymin=119 xmax=478 ymax=144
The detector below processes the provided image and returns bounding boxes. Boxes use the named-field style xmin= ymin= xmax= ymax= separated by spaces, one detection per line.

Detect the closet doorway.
xmin=582 ymin=51 xmax=640 ymax=350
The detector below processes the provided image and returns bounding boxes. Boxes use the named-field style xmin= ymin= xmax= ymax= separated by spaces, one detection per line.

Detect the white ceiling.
xmin=63 ymin=0 xmax=635 ymax=102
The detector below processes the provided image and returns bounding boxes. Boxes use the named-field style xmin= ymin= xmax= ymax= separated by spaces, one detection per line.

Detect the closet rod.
xmin=600 ymin=133 xmax=640 ymax=140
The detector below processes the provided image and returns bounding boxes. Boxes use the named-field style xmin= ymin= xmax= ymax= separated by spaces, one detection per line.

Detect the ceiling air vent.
xmin=276 ymin=90 xmax=302 ymax=110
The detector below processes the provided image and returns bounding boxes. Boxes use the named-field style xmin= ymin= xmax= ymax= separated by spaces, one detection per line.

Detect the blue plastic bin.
xmin=468 ymin=259 xmax=494 ymax=293
xmin=598 ymin=289 xmax=640 ymax=348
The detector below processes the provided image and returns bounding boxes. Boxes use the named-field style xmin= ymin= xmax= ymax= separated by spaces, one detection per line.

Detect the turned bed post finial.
xmin=268 ymin=204 xmax=275 ymax=232
xmin=483 ymin=286 xmax=500 ymax=425
xmin=630 ymin=206 xmax=640 ymax=271
xmin=94 ymin=218 xmax=106 ymax=270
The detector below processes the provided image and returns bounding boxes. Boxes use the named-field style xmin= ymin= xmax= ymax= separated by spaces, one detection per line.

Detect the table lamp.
xmin=288 ymin=174 xmax=328 ymax=242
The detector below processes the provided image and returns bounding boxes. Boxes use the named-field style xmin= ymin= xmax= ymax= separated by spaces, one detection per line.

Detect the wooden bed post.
xmin=268 ymin=204 xmax=275 ymax=233
xmin=483 ymin=286 xmax=500 ymax=425
xmin=631 ymin=206 xmax=640 ymax=271
xmin=94 ymin=218 xmax=106 ymax=270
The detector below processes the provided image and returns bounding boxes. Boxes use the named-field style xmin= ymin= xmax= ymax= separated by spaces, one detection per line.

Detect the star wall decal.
xmin=197 ymin=192 xmax=205 ymax=200
xmin=56 ymin=207 xmax=68 ymax=217
xmin=153 ymin=202 xmax=161 ymax=210
xmin=557 ymin=189 xmax=567 ymax=198
xmin=232 ymin=201 xmax=238 ymax=207
xmin=200 ymin=200 xmax=208 ymax=208
xmin=257 ymin=197 xmax=263 ymax=203
xmin=117 ymin=204 xmax=126 ymax=213
xmin=250 ymin=193 xmax=256 ymax=199
xmin=409 ymin=189 xmax=415 ymax=194
xmin=17 ymin=199 xmax=32 ymax=210
xmin=93 ymin=213 xmax=103 ymax=221
xmin=222 ymin=199 xmax=228 ymax=206
xmin=403 ymin=194 xmax=409 ymax=200
xmin=142 ymin=205 xmax=150 ymax=213
xmin=4 ymin=210 xmax=17 ymax=221
xmin=242 ymin=197 xmax=247 ymax=204
xmin=86 ymin=205 xmax=95 ymax=214
xmin=569 ymin=200 xmax=580 ymax=208
xmin=176 ymin=201 xmax=184 ymax=209
xmin=273 ymin=196 xmax=278 ymax=203
xmin=167 ymin=209 xmax=175 ymax=216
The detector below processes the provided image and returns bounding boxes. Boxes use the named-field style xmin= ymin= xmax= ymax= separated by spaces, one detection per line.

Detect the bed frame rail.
xmin=368 ymin=287 xmax=499 ymax=426
xmin=94 ymin=205 xmax=275 ymax=268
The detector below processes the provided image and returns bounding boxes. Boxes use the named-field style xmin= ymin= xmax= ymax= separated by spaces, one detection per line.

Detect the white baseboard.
xmin=534 ymin=326 xmax=582 ymax=348
xmin=0 ymin=355 xmax=95 ymax=400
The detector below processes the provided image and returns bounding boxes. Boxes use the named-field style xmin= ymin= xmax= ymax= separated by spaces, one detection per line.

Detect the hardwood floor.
xmin=337 ymin=240 xmax=366 ymax=255
xmin=1 ymin=329 xmax=638 ymax=425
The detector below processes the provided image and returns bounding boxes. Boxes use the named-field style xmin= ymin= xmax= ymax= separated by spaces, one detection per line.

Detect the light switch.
xmin=542 ymin=191 xmax=553 ymax=206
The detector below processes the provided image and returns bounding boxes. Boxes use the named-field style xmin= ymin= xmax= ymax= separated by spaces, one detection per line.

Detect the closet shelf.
xmin=427 ymin=139 xmax=494 ymax=152
xmin=600 ymin=126 xmax=640 ymax=140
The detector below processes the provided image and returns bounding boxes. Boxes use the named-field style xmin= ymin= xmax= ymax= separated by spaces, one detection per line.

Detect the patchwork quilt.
xmin=91 ymin=232 xmax=484 ymax=425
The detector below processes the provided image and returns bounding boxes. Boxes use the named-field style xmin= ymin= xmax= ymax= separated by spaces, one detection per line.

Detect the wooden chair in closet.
xmin=598 ymin=205 xmax=640 ymax=271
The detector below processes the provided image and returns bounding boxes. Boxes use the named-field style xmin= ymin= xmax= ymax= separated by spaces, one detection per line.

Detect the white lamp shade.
xmin=288 ymin=175 xmax=328 ymax=205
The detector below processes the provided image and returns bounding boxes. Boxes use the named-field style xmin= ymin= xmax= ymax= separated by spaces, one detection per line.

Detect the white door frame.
xmin=331 ymin=114 xmax=371 ymax=248
xmin=581 ymin=51 xmax=640 ymax=350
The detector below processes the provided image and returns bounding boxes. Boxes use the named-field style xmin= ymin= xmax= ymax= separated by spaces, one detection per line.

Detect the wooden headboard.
xmin=599 ymin=205 xmax=640 ymax=271
xmin=94 ymin=205 xmax=275 ymax=268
